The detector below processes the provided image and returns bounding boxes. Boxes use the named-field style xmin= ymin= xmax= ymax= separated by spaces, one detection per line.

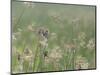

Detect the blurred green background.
xmin=12 ymin=1 xmax=96 ymax=74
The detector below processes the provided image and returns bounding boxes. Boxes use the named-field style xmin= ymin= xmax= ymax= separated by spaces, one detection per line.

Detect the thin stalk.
xmin=33 ymin=43 xmax=40 ymax=72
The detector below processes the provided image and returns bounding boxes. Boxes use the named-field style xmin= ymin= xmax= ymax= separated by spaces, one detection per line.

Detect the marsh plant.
xmin=12 ymin=1 xmax=96 ymax=74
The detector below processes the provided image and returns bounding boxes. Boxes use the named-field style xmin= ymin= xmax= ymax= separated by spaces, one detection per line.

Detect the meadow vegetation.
xmin=12 ymin=1 xmax=96 ymax=73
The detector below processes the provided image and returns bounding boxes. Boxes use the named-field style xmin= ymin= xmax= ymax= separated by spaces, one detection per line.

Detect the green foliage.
xmin=12 ymin=1 xmax=96 ymax=74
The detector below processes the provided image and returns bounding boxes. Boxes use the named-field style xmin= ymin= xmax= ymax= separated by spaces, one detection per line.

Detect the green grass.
xmin=12 ymin=1 xmax=96 ymax=74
